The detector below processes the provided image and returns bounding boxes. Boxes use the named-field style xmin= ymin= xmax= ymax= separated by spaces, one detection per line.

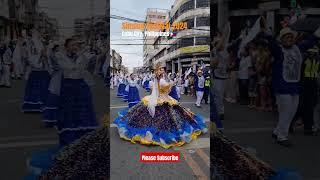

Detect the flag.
xmin=237 ymin=17 xmax=261 ymax=57
xmin=184 ymin=68 xmax=191 ymax=79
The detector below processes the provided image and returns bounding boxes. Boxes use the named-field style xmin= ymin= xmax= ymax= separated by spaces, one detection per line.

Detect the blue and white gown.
xmin=127 ymin=78 xmax=140 ymax=108
xmin=142 ymin=76 xmax=150 ymax=92
xmin=169 ymin=79 xmax=179 ymax=101
xmin=54 ymin=51 xmax=98 ymax=146
xmin=26 ymin=50 xmax=98 ymax=177
xmin=122 ymin=78 xmax=129 ymax=102
xmin=117 ymin=77 xmax=126 ymax=97
xmin=22 ymin=53 xmax=50 ymax=112
xmin=42 ymin=48 xmax=61 ymax=127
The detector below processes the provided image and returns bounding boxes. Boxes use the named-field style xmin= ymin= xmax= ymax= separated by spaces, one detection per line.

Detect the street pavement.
xmin=0 ymin=77 xmax=107 ymax=180
xmin=110 ymin=88 xmax=210 ymax=180
xmin=223 ymin=103 xmax=320 ymax=180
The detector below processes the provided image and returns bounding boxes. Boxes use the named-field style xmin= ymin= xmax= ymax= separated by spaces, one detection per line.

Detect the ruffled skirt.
xmin=22 ymin=71 xmax=50 ymax=112
xmin=114 ymin=102 xmax=207 ymax=149
xmin=57 ymin=78 xmax=98 ymax=146
xmin=117 ymin=83 xmax=126 ymax=97
xmin=128 ymin=86 xmax=140 ymax=108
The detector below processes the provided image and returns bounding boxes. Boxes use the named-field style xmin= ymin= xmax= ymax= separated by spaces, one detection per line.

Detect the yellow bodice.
xmin=141 ymin=79 xmax=179 ymax=106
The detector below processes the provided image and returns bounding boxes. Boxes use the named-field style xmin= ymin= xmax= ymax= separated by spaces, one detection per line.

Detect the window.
xmin=168 ymin=44 xmax=177 ymax=53
xmin=195 ymin=37 xmax=210 ymax=45
xmin=196 ymin=0 xmax=209 ymax=8
xmin=186 ymin=18 xmax=194 ymax=29
xmin=179 ymin=0 xmax=194 ymax=15
xmin=196 ymin=16 xmax=210 ymax=27
xmin=179 ymin=37 xmax=194 ymax=48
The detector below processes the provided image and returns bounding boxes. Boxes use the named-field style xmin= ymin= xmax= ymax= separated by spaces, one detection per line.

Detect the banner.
xmin=179 ymin=45 xmax=209 ymax=54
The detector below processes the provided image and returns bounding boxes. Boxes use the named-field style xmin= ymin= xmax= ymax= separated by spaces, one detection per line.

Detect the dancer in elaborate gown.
xmin=113 ymin=63 xmax=207 ymax=149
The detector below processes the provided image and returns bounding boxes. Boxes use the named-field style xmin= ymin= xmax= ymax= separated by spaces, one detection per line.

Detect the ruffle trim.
xmin=113 ymin=109 xmax=207 ymax=149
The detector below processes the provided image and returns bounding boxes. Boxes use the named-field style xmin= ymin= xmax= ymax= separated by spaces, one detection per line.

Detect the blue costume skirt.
xmin=143 ymin=80 xmax=150 ymax=92
xmin=57 ymin=78 xmax=98 ymax=146
xmin=42 ymin=92 xmax=60 ymax=127
xmin=128 ymin=86 xmax=140 ymax=108
xmin=122 ymin=85 xmax=129 ymax=102
xmin=114 ymin=102 xmax=207 ymax=149
xmin=117 ymin=83 xmax=126 ymax=97
xmin=22 ymin=71 xmax=50 ymax=112
xmin=169 ymin=86 xmax=179 ymax=101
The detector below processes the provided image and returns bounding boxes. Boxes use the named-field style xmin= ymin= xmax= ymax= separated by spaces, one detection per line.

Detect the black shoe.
xmin=277 ymin=139 xmax=293 ymax=147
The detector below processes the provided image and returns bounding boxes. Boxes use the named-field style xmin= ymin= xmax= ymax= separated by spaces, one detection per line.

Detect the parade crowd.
xmin=110 ymin=67 xmax=211 ymax=108
xmin=0 ymin=29 xmax=109 ymax=178
xmin=213 ymin=16 xmax=320 ymax=147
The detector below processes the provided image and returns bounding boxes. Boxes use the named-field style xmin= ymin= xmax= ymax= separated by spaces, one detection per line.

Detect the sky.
xmin=110 ymin=0 xmax=175 ymax=70
xmin=39 ymin=0 xmax=106 ymax=38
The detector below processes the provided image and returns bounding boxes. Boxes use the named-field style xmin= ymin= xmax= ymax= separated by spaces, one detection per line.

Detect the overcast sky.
xmin=39 ymin=0 xmax=106 ymax=38
xmin=110 ymin=0 xmax=174 ymax=70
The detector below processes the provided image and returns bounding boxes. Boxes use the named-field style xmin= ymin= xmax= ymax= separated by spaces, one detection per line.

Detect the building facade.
xmin=110 ymin=49 xmax=122 ymax=74
xmin=211 ymin=0 xmax=320 ymax=40
xmin=74 ymin=15 xmax=108 ymax=47
xmin=143 ymin=0 xmax=210 ymax=73
xmin=143 ymin=8 xmax=169 ymax=68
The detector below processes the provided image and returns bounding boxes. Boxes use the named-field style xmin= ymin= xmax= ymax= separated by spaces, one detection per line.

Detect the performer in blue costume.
xmin=127 ymin=73 xmax=140 ymax=108
xmin=22 ymin=31 xmax=51 ymax=113
xmin=168 ymin=73 xmax=179 ymax=101
xmin=117 ymin=75 xmax=126 ymax=97
xmin=42 ymin=43 xmax=60 ymax=127
xmin=142 ymin=74 xmax=150 ymax=92
xmin=122 ymin=75 xmax=129 ymax=102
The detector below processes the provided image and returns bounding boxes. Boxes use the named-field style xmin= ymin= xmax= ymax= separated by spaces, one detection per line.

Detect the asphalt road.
xmin=223 ymin=103 xmax=320 ymax=180
xmin=110 ymin=88 xmax=210 ymax=180
xmin=0 ymin=77 xmax=107 ymax=180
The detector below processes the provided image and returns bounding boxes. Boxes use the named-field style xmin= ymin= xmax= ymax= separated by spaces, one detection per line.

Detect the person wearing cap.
xmin=262 ymin=18 xmax=320 ymax=147
xmin=195 ymin=69 xmax=205 ymax=107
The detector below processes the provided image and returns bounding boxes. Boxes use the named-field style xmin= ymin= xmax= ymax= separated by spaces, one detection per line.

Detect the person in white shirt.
xmin=195 ymin=70 xmax=205 ymax=107
xmin=184 ymin=76 xmax=189 ymax=95
xmin=237 ymin=46 xmax=252 ymax=105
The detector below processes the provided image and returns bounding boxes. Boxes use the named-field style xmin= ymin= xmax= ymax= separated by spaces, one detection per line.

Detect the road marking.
xmin=173 ymin=138 xmax=209 ymax=150
xmin=181 ymin=149 xmax=208 ymax=180
xmin=0 ymin=140 xmax=57 ymax=149
xmin=196 ymin=149 xmax=210 ymax=167
xmin=224 ymin=127 xmax=273 ymax=134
